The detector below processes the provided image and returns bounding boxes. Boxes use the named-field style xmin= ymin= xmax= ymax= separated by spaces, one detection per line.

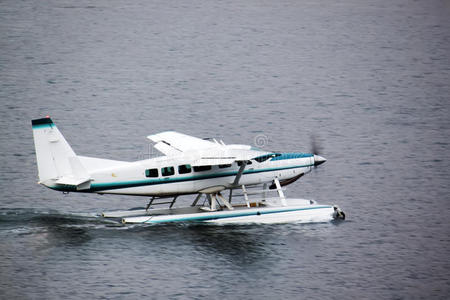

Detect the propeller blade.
xmin=310 ymin=135 xmax=326 ymax=167
xmin=310 ymin=134 xmax=323 ymax=155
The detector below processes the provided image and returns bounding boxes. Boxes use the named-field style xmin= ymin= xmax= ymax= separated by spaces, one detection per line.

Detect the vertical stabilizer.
xmin=31 ymin=117 xmax=86 ymax=186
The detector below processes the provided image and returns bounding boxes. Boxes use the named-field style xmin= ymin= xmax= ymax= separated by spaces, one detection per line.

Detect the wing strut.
xmin=233 ymin=161 xmax=248 ymax=186
xmin=228 ymin=161 xmax=248 ymax=204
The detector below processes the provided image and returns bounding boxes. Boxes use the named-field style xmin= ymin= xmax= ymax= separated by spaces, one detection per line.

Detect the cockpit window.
xmin=254 ymin=154 xmax=274 ymax=163
xmin=254 ymin=153 xmax=282 ymax=162
xmin=219 ymin=164 xmax=232 ymax=168
xmin=237 ymin=160 xmax=252 ymax=166
xmin=161 ymin=166 xmax=175 ymax=176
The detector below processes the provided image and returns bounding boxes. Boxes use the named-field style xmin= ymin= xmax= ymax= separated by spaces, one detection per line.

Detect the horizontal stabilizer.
xmin=55 ymin=176 xmax=91 ymax=190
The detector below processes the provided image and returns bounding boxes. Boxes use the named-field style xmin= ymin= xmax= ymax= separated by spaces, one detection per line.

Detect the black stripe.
xmin=32 ymin=117 xmax=53 ymax=125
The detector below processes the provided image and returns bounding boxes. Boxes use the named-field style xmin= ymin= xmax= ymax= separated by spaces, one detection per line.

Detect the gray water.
xmin=1 ymin=0 xmax=450 ymax=298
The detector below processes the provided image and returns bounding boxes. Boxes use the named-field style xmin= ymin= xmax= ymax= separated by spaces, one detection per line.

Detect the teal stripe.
xmin=145 ymin=205 xmax=332 ymax=223
xmin=32 ymin=124 xmax=54 ymax=129
xmin=90 ymin=163 xmax=313 ymax=191
xmin=271 ymin=153 xmax=313 ymax=161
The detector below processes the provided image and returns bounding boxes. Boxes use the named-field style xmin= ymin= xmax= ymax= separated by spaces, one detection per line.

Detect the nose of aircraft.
xmin=313 ymin=154 xmax=327 ymax=166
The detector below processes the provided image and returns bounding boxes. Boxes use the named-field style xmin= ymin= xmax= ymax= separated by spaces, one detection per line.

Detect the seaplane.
xmin=31 ymin=116 xmax=345 ymax=224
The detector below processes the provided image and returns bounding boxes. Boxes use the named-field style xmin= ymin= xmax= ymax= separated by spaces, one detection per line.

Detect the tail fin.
xmin=31 ymin=117 xmax=90 ymax=189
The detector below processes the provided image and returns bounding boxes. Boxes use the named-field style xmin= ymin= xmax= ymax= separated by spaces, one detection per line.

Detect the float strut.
xmin=146 ymin=197 xmax=155 ymax=211
xmin=241 ymin=184 xmax=250 ymax=208
xmin=169 ymin=196 xmax=178 ymax=209
xmin=191 ymin=193 xmax=202 ymax=207
xmin=217 ymin=192 xmax=233 ymax=210
xmin=274 ymin=178 xmax=287 ymax=206
xmin=210 ymin=194 xmax=217 ymax=211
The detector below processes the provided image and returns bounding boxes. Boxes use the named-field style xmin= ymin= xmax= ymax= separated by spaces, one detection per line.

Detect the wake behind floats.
xmin=31 ymin=117 xmax=345 ymax=224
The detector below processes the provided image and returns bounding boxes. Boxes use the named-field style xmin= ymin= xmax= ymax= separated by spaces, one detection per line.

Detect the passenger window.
xmin=145 ymin=168 xmax=158 ymax=177
xmin=219 ymin=164 xmax=232 ymax=168
xmin=193 ymin=165 xmax=212 ymax=172
xmin=161 ymin=166 xmax=175 ymax=176
xmin=178 ymin=164 xmax=192 ymax=174
xmin=237 ymin=160 xmax=252 ymax=166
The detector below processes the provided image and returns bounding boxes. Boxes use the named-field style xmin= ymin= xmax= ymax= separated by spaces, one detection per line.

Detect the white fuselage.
xmin=82 ymin=153 xmax=314 ymax=196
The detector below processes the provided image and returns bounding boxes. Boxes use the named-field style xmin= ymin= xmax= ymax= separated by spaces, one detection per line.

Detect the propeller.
xmin=310 ymin=134 xmax=322 ymax=155
xmin=310 ymin=134 xmax=326 ymax=167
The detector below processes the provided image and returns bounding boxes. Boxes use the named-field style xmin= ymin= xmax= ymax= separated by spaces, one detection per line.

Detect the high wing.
xmin=148 ymin=131 xmax=218 ymax=154
xmin=147 ymin=131 xmax=266 ymax=166
xmin=188 ymin=148 xmax=255 ymax=166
